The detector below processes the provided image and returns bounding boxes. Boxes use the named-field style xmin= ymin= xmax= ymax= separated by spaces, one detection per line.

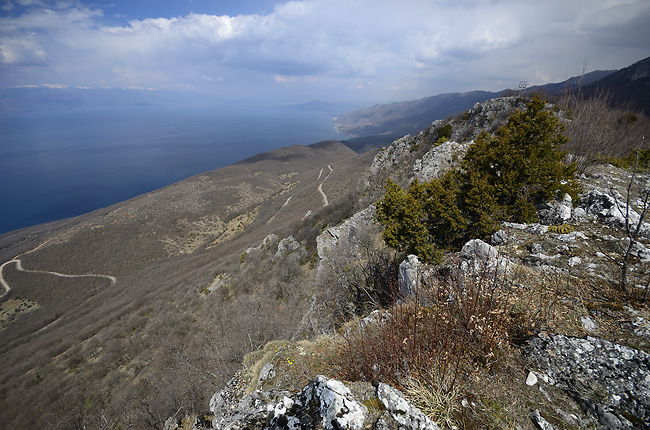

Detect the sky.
xmin=1 ymin=0 xmax=649 ymax=104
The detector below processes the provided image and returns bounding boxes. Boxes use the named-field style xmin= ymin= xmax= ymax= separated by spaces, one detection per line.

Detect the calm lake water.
xmin=0 ymin=105 xmax=348 ymax=234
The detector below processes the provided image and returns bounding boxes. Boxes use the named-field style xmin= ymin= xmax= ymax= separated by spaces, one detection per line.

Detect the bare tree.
xmin=599 ymin=148 xmax=650 ymax=295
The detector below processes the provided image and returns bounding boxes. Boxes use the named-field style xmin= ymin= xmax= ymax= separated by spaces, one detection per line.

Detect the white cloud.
xmin=0 ymin=0 xmax=648 ymax=102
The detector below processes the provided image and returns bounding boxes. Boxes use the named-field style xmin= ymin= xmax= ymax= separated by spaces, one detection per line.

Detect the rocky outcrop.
xmin=275 ymin=235 xmax=300 ymax=259
xmin=459 ymin=238 xmax=509 ymax=276
xmin=526 ymin=334 xmax=650 ymax=429
xmin=537 ymin=193 xmax=573 ymax=225
xmin=209 ymin=374 xmax=440 ymax=430
xmin=580 ymin=189 xmax=650 ymax=238
xmin=398 ymin=254 xmax=420 ymax=297
xmin=412 ymin=141 xmax=470 ymax=182
xmin=316 ymin=207 xmax=376 ymax=266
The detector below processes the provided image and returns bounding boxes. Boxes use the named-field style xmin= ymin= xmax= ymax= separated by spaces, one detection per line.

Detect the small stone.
xmin=580 ymin=316 xmax=598 ymax=332
xmin=530 ymin=409 xmax=555 ymax=430
xmin=568 ymin=256 xmax=582 ymax=267
xmin=526 ymin=371 xmax=538 ymax=386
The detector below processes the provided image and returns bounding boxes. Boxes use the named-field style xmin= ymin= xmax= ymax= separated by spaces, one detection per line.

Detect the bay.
xmin=0 ymin=104 xmax=348 ymax=234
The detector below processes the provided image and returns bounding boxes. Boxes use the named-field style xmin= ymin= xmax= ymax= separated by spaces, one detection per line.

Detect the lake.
xmin=0 ymin=105 xmax=348 ymax=234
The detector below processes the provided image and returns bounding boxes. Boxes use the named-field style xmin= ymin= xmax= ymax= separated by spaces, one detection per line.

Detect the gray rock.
xmin=275 ymin=235 xmax=300 ymax=258
xmin=257 ymin=362 xmax=276 ymax=387
xmin=568 ymin=256 xmax=582 ymax=267
xmin=580 ymin=316 xmax=599 ymax=333
xmin=210 ymin=375 xmax=371 ymax=430
xmin=316 ymin=207 xmax=376 ymax=267
xmin=537 ymin=194 xmax=573 ymax=225
xmin=526 ymin=334 xmax=650 ymax=428
xmin=399 ymin=254 xmax=421 ymax=297
xmin=526 ymin=371 xmax=538 ymax=386
xmin=580 ymin=190 xmax=650 ymax=237
xmin=377 ymin=383 xmax=440 ymax=430
xmin=460 ymin=238 xmax=509 ymax=276
xmin=530 ymin=409 xmax=556 ymax=430
xmin=461 ymin=239 xmax=499 ymax=261
xmin=413 ymin=141 xmax=470 ymax=182
xmin=491 ymin=229 xmax=509 ymax=246
xmin=556 ymin=231 xmax=588 ymax=242
xmin=303 ymin=376 xmax=368 ymax=430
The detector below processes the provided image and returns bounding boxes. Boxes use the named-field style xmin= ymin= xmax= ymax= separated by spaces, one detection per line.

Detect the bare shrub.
xmin=561 ymin=89 xmax=650 ymax=173
xmin=318 ymin=221 xmax=395 ymax=321
xmin=333 ymin=258 xmax=515 ymax=426
xmin=597 ymin=153 xmax=650 ymax=296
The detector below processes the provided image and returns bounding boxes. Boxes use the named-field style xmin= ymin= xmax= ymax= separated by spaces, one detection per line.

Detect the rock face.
xmin=316 ymin=207 xmax=376 ymax=268
xmin=275 ymin=235 xmax=300 ymax=258
xmin=209 ymin=374 xmax=441 ymax=430
xmin=412 ymin=141 xmax=470 ymax=182
xmin=526 ymin=334 xmax=650 ymax=429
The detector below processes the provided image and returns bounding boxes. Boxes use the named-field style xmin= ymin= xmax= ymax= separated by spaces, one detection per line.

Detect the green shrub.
xmin=377 ymin=96 xmax=580 ymax=260
xmin=436 ymin=124 xmax=453 ymax=145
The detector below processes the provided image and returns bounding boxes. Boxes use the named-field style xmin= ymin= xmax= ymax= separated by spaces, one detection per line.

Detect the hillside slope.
xmin=0 ymin=139 xmax=375 ymax=428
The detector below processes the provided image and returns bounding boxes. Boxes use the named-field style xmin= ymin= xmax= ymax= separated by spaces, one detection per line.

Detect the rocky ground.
xmin=167 ymin=98 xmax=650 ymax=430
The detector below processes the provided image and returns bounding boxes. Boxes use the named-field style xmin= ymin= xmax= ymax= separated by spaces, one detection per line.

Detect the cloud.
xmin=0 ymin=0 xmax=649 ymax=102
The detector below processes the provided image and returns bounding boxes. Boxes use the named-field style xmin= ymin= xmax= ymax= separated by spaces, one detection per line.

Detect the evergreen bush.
xmin=377 ymin=96 xmax=580 ymax=261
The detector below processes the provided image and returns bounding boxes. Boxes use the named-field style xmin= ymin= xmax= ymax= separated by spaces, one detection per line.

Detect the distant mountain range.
xmin=334 ymin=56 xmax=650 ymax=140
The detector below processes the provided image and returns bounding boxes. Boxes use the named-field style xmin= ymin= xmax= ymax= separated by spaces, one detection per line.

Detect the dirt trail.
xmin=318 ymin=165 xmax=334 ymax=207
xmin=0 ymin=259 xmax=116 ymax=297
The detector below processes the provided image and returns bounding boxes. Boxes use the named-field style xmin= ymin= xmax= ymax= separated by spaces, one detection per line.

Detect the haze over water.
xmin=0 ymin=105 xmax=347 ymax=234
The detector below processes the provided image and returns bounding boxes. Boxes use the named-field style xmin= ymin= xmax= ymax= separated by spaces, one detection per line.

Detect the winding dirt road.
xmin=318 ymin=165 xmax=333 ymax=207
xmin=0 ymin=259 xmax=116 ymax=298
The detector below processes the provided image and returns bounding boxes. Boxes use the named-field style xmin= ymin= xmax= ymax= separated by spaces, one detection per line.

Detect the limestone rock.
xmin=257 ymin=362 xmax=276 ymax=387
xmin=580 ymin=316 xmax=599 ymax=333
xmin=413 ymin=141 xmax=470 ymax=182
xmin=580 ymin=190 xmax=650 ymax=237
xmin=460 ymin=238 xmax=509 ymax=276
xmin=460 ymin=238 xmax=499 ymax=261
xmin=398 ymin=254 xmax=420 ymax=297
xmin=530 ymin=409 xmax=556 ymax=430
xmin=211 ymin=375 xmax=370 ymax=430
xmin=491 ymin=229 xmax=509 ymax=246
xmin=526 ymin=334 xmax=650 ymax=428
xmin=537 ymin=194 xmax=573 ymax=225
xmin=526 ymin=371 xmax=538 ymax=386
xmin=275 ymin=235 xmax=300 ymax=258
xmin=302 ymin=376 xmax=368 ymax=430
xmin=316 ymin=207 xmax=376 ymax=266
xmin=377 ymin=383 xmax=440 ymax=430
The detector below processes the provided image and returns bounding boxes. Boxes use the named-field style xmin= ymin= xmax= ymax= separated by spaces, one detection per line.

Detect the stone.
xmin=525 ymin=334 xmax=650 ymax=427
xmin=491 ymin=229 xmax=509 ymax=246
xmin=257 ymin=362 xmax=276 ymax=387
xmin=580 ymin=316 xmax=599 ymax=333
xmin=413 ymin=141 xmax=470 ymax=182
xmin=460 ymin=238 xmax=509 ymax=276
xmin=568 ymin=256 xmax=582 ymax=267
xmin=461 ymin=238 xmax=499 ymax=261
xmin=377 ymin=383 xmax=440 ymax=430
xmin=275 ymin=235 xmax=300 ymax=258
xmin=537 ymin=194 xmax=573 ymax=225
xmin=211 ymin=375 xmax=370 ymax=429
xmin=307 ymin=376 xmax=368 ymax=430
xmin=398 ymin=254 xmax=420 ymax=297
xmin=526 ymin=371 xmax=538 ymax=386
xmin=530 ymin=409 xmax=556 ymax=430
